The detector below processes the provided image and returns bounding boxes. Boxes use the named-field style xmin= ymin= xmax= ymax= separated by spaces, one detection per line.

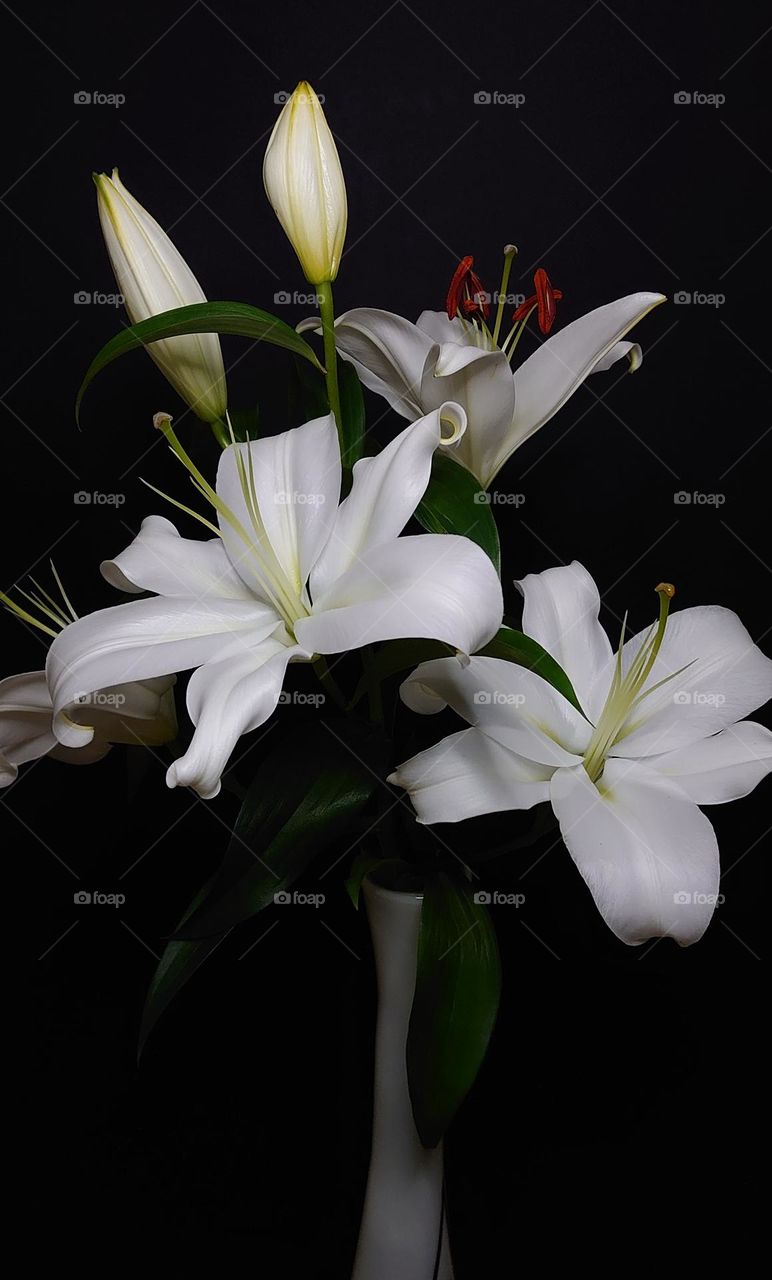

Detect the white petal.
xmin=0 ymin=671 xmax=56 ymax=782
xmin=216 ymin=416 xmax=340 ymax=600
xmin=400 ymin=655 xmax=591 ymax=767
xmin=167 ymin=636 xmax=309 ymax=799
xmin=67 ymin=676 xmax=178 ymax=748
xmin=416 ymin=310 xmax=477 ymax=347
xmin=309 ymin=404 xmax=466 ymax=599
xmin=516 ymin=561 xmax=613 ymax=719
xmin=610 ymin=605 xmax=772 ymax=758
xmin=592 ymin=340 xmax=642 ymax=374
xmin=298 ymin=535 xmax=503 ymax=657
xmin=500 ymin=292 xmax=665 ymax=472
xmin=389 ymin=727 xmax=551 ymax=824
xmin=550 ymin=759 xmax=720 ymax=946
xmin=47 ymin=597 xmax=283 ymax=748
xmin=101 ymin=514 xmax=253 ymax=599
xmin=326 ymin=308 xmax=435 ymax=418
xmin=433 ymin=341 xmax=496 ymax=377
xmin=422 ymin=349 xmax=516 ymax=487
xmin=0 ymin=670 xmax=51 ymax=713
xmin=646 ymin=722 xmax=772 ymax=804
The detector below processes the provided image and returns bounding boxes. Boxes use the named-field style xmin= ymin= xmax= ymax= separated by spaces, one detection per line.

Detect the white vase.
xmin=352 ymin=875 xmax=454 ymax=1280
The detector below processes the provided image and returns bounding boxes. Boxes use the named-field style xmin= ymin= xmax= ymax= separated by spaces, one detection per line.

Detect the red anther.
xmin=446 ymin=255 xmax=490 ymax=321
xmin=534 ymin=268 xmax=562 ymax=334
xmin=511 ymin=271 xmax=563 ymax=334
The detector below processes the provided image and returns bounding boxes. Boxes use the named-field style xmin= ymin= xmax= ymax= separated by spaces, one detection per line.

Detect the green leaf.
xmin=350 ymin=638 xmax=454 ymax=708
xmin=407 ymin=873 xmax=501 ymax=1148
xmin=77 ymin=301 xmax=324 ymax=423
xmin=176 ymin=719 xmax=381 ymax=939
xmin=337 ymin=359 xmax=366 ymax=468
xmin=138 ymin=875 xmax=228 ymax=1059
xmin=480 ymin=625 xmax=583 ymax=713
xmin=415 ymin=452 xmax=501 ymax=575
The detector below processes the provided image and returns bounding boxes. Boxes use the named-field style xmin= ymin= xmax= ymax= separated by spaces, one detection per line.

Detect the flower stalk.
xmin=317 ymin=281 xmax=344 ymax=450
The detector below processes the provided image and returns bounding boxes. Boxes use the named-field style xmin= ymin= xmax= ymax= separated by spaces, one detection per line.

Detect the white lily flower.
xmin=389 ymin=562 xmax=772 ymax=946
xmin=0 ymin=570 xmax=177 ymax=786
xmin=263 ymin=81 xmax=347 ymax=284
xmin=0 ymin=669 xmax=177 ymax=787
xmin=300 ymin=253 xmax=664 ymax=486
xmin=95 ymin=169 xmax=227 ymax=423
xmin=46 ymin=406 xmax=503 ymax=801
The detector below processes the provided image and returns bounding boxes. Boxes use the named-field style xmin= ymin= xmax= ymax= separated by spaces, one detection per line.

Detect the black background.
xmin=6 ymin=0 xmax=768 ymax=1271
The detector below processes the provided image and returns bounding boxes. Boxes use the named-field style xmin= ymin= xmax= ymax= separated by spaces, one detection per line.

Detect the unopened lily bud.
xmin=263 ymin=82 xmax=347 ymax=284
xmin=94 ymin=169 xmax=227 ymax=423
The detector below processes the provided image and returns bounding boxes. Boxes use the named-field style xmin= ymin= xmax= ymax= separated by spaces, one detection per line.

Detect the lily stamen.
xmin=0 ymin=564 xmax=80 ymax=639
xmin=500 ymin=303 xmax=538 ymax=362
xmin=583 ymin=583 xmax=676 ymax=782
xmin=446 ymin=256 xmax=490 ymax=325
xmin=153 ymin=413 xmax=307 ymax=630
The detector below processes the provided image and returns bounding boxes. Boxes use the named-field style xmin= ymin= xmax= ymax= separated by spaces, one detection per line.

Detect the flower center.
xmin=444 ymin=248 xmax=563 ymax=363
xmin=583 ymin=583 xmax=679 ymax=784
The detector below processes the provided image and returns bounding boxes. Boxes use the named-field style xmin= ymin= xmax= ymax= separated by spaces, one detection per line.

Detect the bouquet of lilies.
xmin=6 ymin=83 xmax=771 ymax=1149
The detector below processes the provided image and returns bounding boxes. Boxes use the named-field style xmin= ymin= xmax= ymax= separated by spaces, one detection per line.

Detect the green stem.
xmin=210 ymin=417 xmax=230 ymax=449
xmin=317 ymin=280 xmax=344 ymax=449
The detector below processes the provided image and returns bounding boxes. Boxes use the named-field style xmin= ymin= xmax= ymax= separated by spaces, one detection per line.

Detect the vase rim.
xmin=363 ymin=869 xmax=424 ymax=901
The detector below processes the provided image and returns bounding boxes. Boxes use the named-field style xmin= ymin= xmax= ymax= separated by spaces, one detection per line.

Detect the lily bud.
xmin=94 ymin=169 xmax=227 ymax=424
xmin=263 ymin=82 xmax=347 ymax=284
